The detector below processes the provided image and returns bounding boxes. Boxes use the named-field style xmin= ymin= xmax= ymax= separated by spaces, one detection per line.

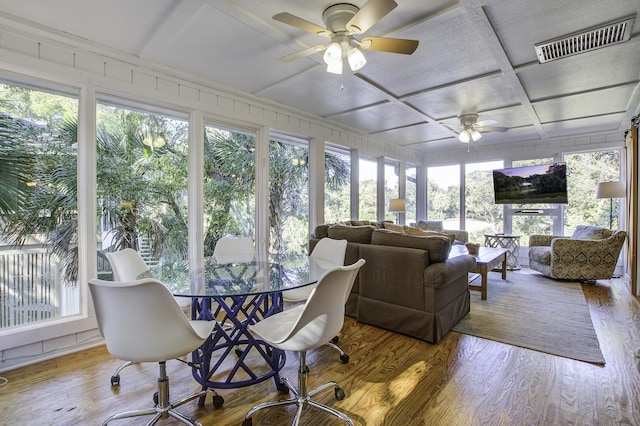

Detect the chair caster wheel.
xmin=242 ymin=418 xmax=253 ymax=426
xmin=340 ymin=354 xmax=349 ymax=363
xmin=153 ymin=391 xmax=158 ymax=405
xmin=335 ymin=387 xmax=346 ymax=401
xmin=212 ymin=393 xmax=224 ymax=409
xmin=110 ymin=375 xmax=120 ymax=386
xmin=277 ymin=382 xmax=290 ymax=394
xmin=331 ymin=335 xmax=339 ymax=344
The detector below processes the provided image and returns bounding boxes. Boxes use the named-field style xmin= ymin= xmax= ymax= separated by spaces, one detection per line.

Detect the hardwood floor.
xmin=1 ymin=275 xmax=639 ymax=425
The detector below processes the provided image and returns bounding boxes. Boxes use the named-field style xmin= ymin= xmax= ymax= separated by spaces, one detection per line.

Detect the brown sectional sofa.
xmin=310 ymin=221 xmax=477 ymax=343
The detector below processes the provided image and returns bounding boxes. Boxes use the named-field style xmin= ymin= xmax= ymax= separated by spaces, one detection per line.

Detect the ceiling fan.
xmin=447 ymin=113 xmax=509 ymax=143
xmin=273 ymin=0 xmax=419 ymax=74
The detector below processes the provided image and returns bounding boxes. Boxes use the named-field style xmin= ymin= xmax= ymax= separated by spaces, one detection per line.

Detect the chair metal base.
xmin=110 ymin=360 xmax=136 ymax=386
xmin=242 ymin=351 xmax=353 ymax=426
xmin=102 ymin=361 xmax=216 ymax=426
xmin=325 ymin=340 xmax=349 ymax=364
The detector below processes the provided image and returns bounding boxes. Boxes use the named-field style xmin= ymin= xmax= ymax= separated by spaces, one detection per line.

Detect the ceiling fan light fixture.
xmin=470 ymin=129 xmax=482 ymax=141
xmin=347 ymin=46 xmax=366 ymax=71
xmin=323 ymin=41 xmax=342 ymax=65
xmin=458 ymin=130 xmax=471 ymax=143
xmin=326 ymin=60 xmax=343 ymax=74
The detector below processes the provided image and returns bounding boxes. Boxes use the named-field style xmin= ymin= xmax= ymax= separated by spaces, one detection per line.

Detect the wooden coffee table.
xmin=449 ymin=245 xmax=508 ymax=300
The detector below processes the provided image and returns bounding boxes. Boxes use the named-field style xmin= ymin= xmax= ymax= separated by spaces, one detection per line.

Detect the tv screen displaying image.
xmin=492 ymin=162 xmax=568 ymax=204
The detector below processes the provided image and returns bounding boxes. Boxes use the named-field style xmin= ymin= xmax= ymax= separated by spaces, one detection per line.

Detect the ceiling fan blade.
xmin=476 ymin=118 xmax=498 ymax=127
xmin=346 ymin=0 xmax=398 ymax=34
xmin=278 ymin=45 xmax=326 ymax=63
xmin=273 ymin=12 xmax=331 ymax=38
xmin=480 ymin=126 xmax=509 ymax=133
xmin=360 ymin=36 xmax=419 ymax=54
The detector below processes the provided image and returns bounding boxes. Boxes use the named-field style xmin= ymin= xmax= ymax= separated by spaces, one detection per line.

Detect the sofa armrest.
xmin=529 ymin=234 xmax=565 ymax=247
xmin=445 ymin=229 xmax=468 ymax=244
xmin=553 ymin=237 xmax=595 ymax=252
xmin=425 ymin=254 xmax=476 ymax=288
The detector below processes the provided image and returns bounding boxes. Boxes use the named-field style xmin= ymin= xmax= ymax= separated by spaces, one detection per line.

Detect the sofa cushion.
xmin=571 ymin=225 xmax=612 ymax=240
xmin=404 ymin=226 xmax=456 ymax=245
xmin=371 ymin=228 xmax=451 ymax=262
xmin=416 ymin=220 xmax=444 ymax=233
xmin=383 ymin=222 xmax=405 ymax=233
xmin=348 ymin=220 xmax=369 ymax=226
xmin=314 ymin=224 xmax=330 ymax=239
xmin=328 ymin=224 xmax=375 ymax=244
xmin=529 ymin=246 xmax=551 ymax=265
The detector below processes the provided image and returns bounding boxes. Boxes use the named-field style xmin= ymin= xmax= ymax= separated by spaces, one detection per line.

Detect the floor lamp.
xmin=388 ymin=198 xmax=406 ymax=225
xmin=596 ymin=181 xmax=626 ymax=229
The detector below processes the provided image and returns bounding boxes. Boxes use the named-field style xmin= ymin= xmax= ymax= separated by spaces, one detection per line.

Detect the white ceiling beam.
xmin=459 ymin=0 xmax=547 ymax=139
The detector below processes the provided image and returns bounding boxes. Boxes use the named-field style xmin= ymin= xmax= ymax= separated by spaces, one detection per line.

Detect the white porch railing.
xmin=0 ymin=246 xmax=60 ymax=329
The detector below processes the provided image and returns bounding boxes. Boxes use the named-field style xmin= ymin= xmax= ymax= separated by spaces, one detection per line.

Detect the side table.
xmin=484 ymin=233 xmax=521 ymax=271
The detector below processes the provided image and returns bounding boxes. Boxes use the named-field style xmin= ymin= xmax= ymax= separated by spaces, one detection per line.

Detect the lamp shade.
xmin=323 ymin=42 xmax=342 ymax=65
xmin=458 ymin=130 xmax=470 ymax=143
xmin=596 ymin=181 xmax=626 ymax=199
xmin=388 ymin=198 xmax=406 ymax=212
xmin=347 ymin=46 xmax=366 ymax=71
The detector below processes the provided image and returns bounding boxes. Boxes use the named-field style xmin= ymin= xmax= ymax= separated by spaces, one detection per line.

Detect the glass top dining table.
xmin=159 ymin=254 xmax=330 ymax=297
xmin=149 ymin=255 xmax=331 ymax=406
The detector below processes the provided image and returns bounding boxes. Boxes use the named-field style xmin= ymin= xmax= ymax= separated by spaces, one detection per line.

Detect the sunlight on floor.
xmin=349 ymin=360 xmax=428 ymax=421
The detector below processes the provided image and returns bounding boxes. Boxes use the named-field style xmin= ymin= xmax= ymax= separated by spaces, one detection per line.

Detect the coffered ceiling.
xmin=1 ymin=0 xmax=638 ymax=153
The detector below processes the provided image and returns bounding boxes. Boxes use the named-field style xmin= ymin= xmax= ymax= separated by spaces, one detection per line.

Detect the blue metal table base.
xmin=191 ymin=293 xmax=285 ymax=406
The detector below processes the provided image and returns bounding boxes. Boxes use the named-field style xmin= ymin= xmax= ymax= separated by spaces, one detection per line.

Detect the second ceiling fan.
xmin=273 ymin=0 xmax=419 ymax=74
xmin=450 ymin=113 xmax=509 ymax=143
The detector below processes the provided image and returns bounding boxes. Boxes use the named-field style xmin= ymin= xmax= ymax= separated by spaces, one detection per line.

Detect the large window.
xmin=203 ymin=125 xmax=256 ymax=256
xmin=359 ymin=158 xmax=377 ymax=220
xmin=465 ymin=161 xmax=503 ymax=243
xmin=269 ymin=135 xmax=309 ymax=257
xmin=564 ymin=150 xmax=621 ymax=235
xmin=406 ymin=164 xmax=417 ymax=225
xmin=96 ymin=102 xmax=188 ymax=280
xmin=0 ymin=81 xmax=79 ymax=329
xmin=427 ymin=165 xmax=460 ymax=229
xmin=384 ymin=160 xmax=400 ymax=222
xmin=324 ymin=145 xmax=351 ymax=223
xmin=510 ymin=158 xmax=555 ymax=244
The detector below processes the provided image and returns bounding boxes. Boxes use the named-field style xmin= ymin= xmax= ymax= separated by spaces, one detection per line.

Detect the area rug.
xmin=453 ymin=270 xmax=605 ymax=365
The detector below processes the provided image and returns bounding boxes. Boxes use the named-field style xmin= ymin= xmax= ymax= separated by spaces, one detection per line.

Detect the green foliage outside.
xmin=0 ymin=84 xmax=351 ymax=286
xmin=427 ymin=154 xmax=621 ymax=244
xmin=0 ymin=82 xmax=622 ymax=286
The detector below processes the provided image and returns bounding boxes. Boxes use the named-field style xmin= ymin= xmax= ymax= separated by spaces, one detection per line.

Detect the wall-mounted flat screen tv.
xmin=492 ymin=162 xmax=568 ymax=204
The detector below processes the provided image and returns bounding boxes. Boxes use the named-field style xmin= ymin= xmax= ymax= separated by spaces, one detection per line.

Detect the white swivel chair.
xmin=212 ymin=236 xmax=255 ymax=264
xmin=89 ymin=278 xmax=216 ymax=426
xmin=283 ymin=238 xmax=351 ymax=363
xmin=105 ymin=248 xmax=149 ymax=281
xmin=105 ymin=248 xmax=192 ymax=386
xmin=242 ymin=259 xmax=365 ymax=426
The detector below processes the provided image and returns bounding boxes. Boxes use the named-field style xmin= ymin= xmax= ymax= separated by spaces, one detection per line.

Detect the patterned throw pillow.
xmin=571 ymin=225 xmax=612 ymax=240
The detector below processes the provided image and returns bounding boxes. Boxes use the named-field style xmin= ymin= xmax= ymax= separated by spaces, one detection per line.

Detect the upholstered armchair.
xmin=413 ymin=220 xmax=469 ymax=244
xmin=528 ymin=225 xmax=626 ymax=281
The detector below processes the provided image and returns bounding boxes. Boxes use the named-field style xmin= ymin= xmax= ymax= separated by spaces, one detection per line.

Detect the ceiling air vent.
xmin=535 ymin=16 xmax=635 ymax=63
